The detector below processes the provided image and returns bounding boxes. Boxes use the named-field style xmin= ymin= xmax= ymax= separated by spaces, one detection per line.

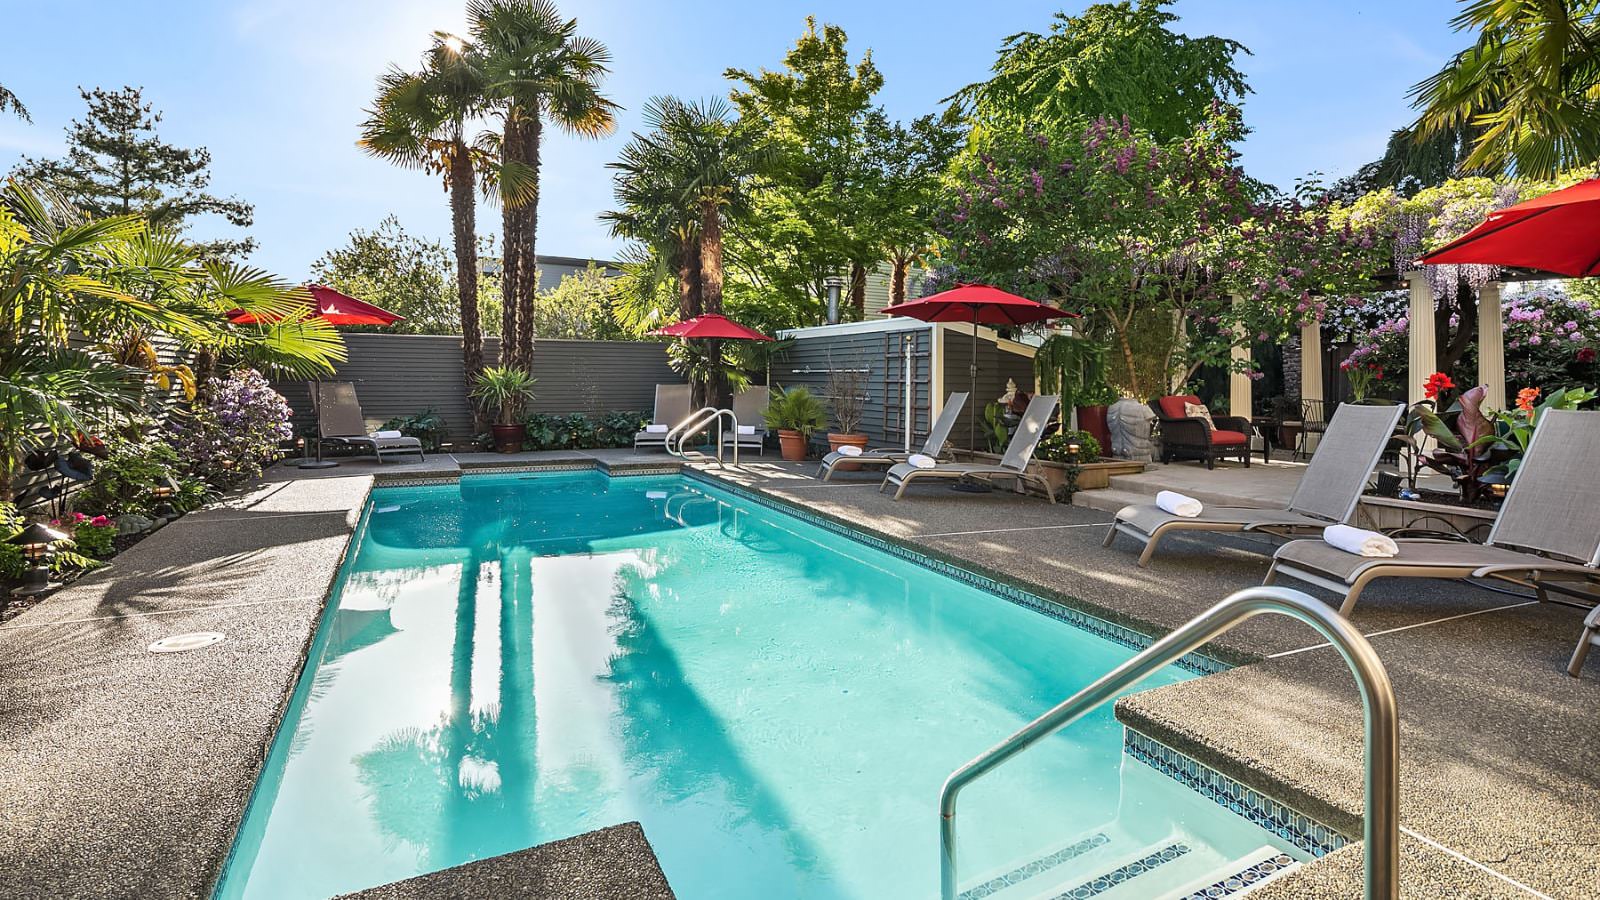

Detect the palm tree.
xmin=1410 ymin=0 xmax=1600 ymax=177
xmin=0 ymin=84 xmax=28 ymax=122
xmin=469 ymin=0 xmax=617 ymax=372
xmin=602 ymin=96 xmax=761 ymax=407
xmin=360 ymin=36 xmax=496 ymax=422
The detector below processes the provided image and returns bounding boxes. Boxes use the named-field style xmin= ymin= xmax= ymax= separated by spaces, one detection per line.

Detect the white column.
xmin=1300 ymin=320 xmax=1323 ymax=454
xmin=1406 ymin=270 xmax=1437 ymax=408
xmin=1229 ymin=293 xmax=1252 ymax=419
xmin=1477 ymin=282 xmax=1506 ymax=411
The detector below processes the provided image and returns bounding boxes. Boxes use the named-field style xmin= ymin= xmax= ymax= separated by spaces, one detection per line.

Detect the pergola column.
xmin=1406 ymin=270 xmax=1437 ymax=407
xmin=1300 ymin=319 xmax=1323 ymax=453
xmin=1228 ymin=293 xmax=1252 ymax=419
xmin=1477 ymin=281 xmax=1506 ymax=411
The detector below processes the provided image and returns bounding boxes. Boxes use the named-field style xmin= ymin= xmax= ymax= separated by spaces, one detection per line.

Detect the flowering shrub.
xmin=77 ymin=432 xmax=186 ymax=517
xmin=167 ymin=369 xmax=293 ymax=488
xmin=51 ymin=512 xmax=116 ymax=559
xmin=1503 ymin=286 xmax=1600 ymax=389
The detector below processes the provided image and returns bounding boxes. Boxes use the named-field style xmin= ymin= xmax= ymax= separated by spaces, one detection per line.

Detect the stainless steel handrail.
xmin=939 ymin=586 xmax=1399 ymax=900
xmin=666 ymin=406 xmax=740 ymax=466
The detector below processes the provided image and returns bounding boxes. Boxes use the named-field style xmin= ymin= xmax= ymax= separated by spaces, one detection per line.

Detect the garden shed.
xmin=774 ymin=318 xmax=1037 ymax=450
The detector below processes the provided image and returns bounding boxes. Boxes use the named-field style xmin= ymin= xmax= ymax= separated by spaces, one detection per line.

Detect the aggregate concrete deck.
xmin=335 ymin=822 xmax=675 ymax=900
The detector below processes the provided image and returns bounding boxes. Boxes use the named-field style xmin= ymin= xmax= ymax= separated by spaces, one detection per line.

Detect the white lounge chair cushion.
xmin=837 ymin=445 xmax=862 ymax=457
xmin=1324 ymin=523 xmax=1398 ymax=558
xmin=1156 ymin=491 xmax=1202 ymax=517
xmin=738 ymin=425 xmax=757 ymax=435
xmin=907 ymin=453 xmax=938 ymax=469
xmin=645 ymin=424 xmax=669 ymax=433
xmin=371 ymin=429 xmax=403 ymax=439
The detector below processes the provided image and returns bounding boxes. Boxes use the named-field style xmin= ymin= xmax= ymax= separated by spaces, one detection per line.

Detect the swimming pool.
xmin=217 ymin=471 xmax=1303 ymax=899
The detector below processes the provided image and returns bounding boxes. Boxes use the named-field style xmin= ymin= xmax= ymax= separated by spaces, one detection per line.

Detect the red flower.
xmin=90 ymin=515 xmax=111 ymax=527
xmin=1423 ymin=372 xmax=1455 ymax=401
xmin=1516 ymin=387 xmax=1540 ymax=413
xmin=1579 ymin=347 xmax=1597 ymax=365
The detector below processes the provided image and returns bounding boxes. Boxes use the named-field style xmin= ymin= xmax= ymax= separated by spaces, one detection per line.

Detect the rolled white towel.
xmin=906 ymin=453 xmax=938 ymax=469
xmin=371 ymin=429 xmax=403 ymax=439
xmin=1324 ymin=524 xmax=1399 ymax=558
xmin=836 ymin=445 xmax=863 ymax=457
xmin=1156 ymin=490 xmax=1202 ymax=518
xmin=644 ymin=424 xmax=669 ymax=433
xmin=737 ymin=424 xmax=756 ymax=435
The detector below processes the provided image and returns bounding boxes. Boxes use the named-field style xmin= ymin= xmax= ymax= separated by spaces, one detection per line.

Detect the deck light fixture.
xmin=9 ymin=522 xmax=68 ymax=597
xmin=151 ymin=477 xmax=179 ymax=519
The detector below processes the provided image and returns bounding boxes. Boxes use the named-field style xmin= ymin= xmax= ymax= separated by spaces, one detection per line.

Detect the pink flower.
xmin=90 ymin=515 xmax=111 ymax=527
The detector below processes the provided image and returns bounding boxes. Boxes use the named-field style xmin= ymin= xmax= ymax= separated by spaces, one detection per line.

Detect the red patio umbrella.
xmin=226 ymin=284 xmax=406 ymax=326
xmin=648 ymin=313 xmax=773 ymax=341
xmin=1420 ymin=178 xmax=1600 ymax=276
xmin=228 ymin=285 xmax=405 ymax=469
xmin=884 ymin=284 xmax=1077 ymax=447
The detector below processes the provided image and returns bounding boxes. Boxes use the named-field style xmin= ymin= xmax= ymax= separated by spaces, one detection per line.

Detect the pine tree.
xmin=12 ymin=86 xmax=254 ymax=256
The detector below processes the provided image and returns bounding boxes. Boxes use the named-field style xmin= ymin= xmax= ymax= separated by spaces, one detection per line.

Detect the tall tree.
xmin=0 ymin=84 xmax=28 ymax=122
xmin=468 ymin=0 xmax=616 ymax=372
xmin=952 ymin=0 xmax=1251 ymax=141
xmin=11 ymin=87 xmax=255 ymax=257
xmin=861 ymin=107 xmax=965 ymax=305
xmin=1409 ymin=0 xmax=1600 ymax=178
xmin=602 ymin=97 xmax=762 ymax=406
xmin=727 ymin=18 xmax=885 ymax=323
xmin=360 ymin=36 xmax=496 ymax=419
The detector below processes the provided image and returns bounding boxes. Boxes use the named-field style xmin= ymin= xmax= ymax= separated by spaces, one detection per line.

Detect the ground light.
xmin=9 ymin=522 xmax=67 ymax=598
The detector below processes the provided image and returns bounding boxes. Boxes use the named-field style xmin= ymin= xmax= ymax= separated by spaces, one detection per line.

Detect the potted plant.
xmin=763 ymin=386 xmax=826 ymax=461
xmin=825 ymin=364 xmax=869 ymax=465
xmin=1074 ymin=381 xmax=1118 ymax=452
xmin=472 ymin=366 xmax=537 ymax=453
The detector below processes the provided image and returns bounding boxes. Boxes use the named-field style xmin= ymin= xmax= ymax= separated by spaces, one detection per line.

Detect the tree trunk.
xmin=700 ymin=199 xmax=727 ymax=408
xmin=890 ymin=256 xmax=909 ymax=305
xmin=449 ymin=144 xmax=484 ymax=429
xmin=514 ymin=111 xmax=543 ymax=370
xmin=849 ymin=261 xmax=867 ymax=321
xmin=677 ymin=238 xmax=702 ymax=319
xmin=499 ymin=117 xmax=522 ymax=371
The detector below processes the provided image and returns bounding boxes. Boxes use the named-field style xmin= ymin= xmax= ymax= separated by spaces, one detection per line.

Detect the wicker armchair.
xmin=1150 ymin=394 xmax=1252 ymax=469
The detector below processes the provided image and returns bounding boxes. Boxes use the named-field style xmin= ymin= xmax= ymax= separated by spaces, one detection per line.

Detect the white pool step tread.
xmin=1037 ymin=840 xmax=1198 ymax=899
xmin=956 ymin=830 xmax=1114 ymax=899
xmin=1153 ymin=845 xmax=1301 ymax=900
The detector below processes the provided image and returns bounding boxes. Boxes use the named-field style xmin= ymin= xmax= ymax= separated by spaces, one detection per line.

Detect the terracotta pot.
xmin=777 ymin=429 xmax=809 ymax=462
xmin=827 ymin=433 xmax=870 ymax=470
xmin=1074 ymin=405 xmax=1110 ymax=450
xmin=491 ymin=423 xmax=526 ymax=454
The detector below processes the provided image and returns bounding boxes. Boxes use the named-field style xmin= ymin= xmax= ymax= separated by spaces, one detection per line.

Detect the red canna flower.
xmin=1516 ymin=387 xmax=1540 ymax=413
xmin=1423 ymin=372 xmax=1455 ymax=402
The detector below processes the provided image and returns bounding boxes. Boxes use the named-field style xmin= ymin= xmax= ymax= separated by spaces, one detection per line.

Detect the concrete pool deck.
xmin=1 ymin=449 xmax=1595 ymax=898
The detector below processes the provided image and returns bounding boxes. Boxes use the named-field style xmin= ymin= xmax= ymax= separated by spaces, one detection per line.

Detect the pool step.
xmin=966 ymin=835 xmax=1296 ymax=900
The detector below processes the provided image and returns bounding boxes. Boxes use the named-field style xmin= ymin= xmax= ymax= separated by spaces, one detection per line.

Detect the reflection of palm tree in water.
xmin=355 ymin=531 xmax=540 ymax=866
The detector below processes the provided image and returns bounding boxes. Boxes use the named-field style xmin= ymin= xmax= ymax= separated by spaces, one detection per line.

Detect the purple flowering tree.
xmin=166 ymin=368 xmax=293 ymax=487
xmin=937 ymin=104 xmax=1379 ymax=398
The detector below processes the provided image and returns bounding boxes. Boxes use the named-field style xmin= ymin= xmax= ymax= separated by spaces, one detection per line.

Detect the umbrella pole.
xmin=968 ymin=313 xmax=980 ymax=450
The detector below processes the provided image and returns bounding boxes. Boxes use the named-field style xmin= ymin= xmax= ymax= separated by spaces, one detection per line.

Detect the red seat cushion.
xmin=1157 ymin=394 xmax=1202 ymax=419
xmin=1209 ymin=429 xmax=1248 ymax=444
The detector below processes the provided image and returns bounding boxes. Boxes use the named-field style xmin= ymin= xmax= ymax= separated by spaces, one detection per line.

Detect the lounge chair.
xmin=1105 ymin=403 xmax=1404 ymax=566
xmin=311 ymin=382 xmax=425 ymax=463
xmin=720 ymin=386 xmax=769 ymax=456
xmin=880 ymin=395 xmax=1058 ymax=502
xmin=816 ymin=392 xmax=970 ymax=481
xmin=1267 ymin=409 xmax=1600 ymax=616
xmin=634 ymin=384 xmax=693 ymax=451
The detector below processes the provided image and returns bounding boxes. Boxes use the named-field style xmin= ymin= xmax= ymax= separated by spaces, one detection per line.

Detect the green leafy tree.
xmin=727 ymin=17 xmax=886 ymax=320
xmin=1410 ymin=0 xmax=1600 ymax=177
xmin=467 ymin=0 xmax=617 ymax=372
xmin=530 ymin=263 xmax=625 ymax=339
xmin=952 ymin=0 xmax=1250 ymax=141
xmin=861 ymin=107 xmax=965 ymax=304
xmin=311 ymin=216 xmax=459 ymax=335
xmin=361 ymin=34 xmax=499 ymax=404
xmin=0 ymin=84 xmax=28 ymax=122
xmin=11 ymin=87 xmax=255 ymax=257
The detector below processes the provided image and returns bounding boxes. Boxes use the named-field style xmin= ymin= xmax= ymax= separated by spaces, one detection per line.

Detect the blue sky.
xmin=1 ymin=1 xmax=1464 ymax=280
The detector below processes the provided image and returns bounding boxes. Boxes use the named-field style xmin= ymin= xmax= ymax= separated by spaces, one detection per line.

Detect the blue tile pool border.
xmin=1124 ymin=730 xmax=1352 ymax=858
xmin=682 ymin=470 xmax=1231 ymax=677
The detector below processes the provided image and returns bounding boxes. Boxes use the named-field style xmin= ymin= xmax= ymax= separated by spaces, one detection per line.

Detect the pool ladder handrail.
xmin=938 ymin=585 xmax=1399 ymax=900
xmin=666 ymin=406 xmax=740 ymax=466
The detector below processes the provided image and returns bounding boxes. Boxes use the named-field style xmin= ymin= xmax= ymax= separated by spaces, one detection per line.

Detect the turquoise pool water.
xmin=217 ymin=472 xmax=1296 ymax=899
